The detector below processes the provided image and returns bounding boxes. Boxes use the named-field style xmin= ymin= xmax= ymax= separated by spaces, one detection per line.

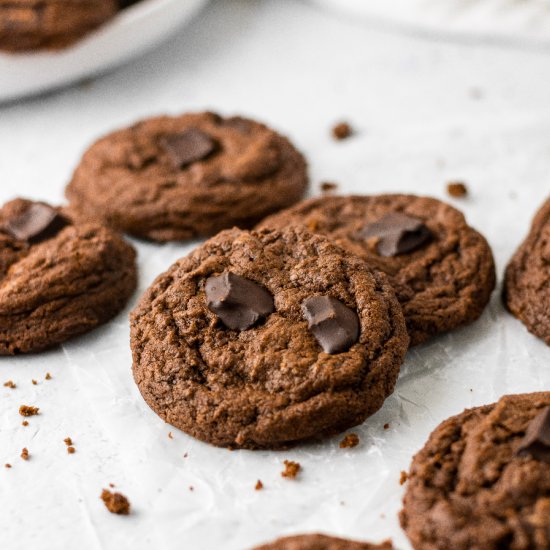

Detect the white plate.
xmin=312 ymin=0 xmax=550 ymax=46
xmin=0 ymin=0 xmax=208 ymax=103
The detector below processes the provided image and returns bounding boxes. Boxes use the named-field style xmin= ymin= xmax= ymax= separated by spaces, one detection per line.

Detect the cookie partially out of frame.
xmin=0 ymin=198 xmax=137 ymax=354
xmin=504 ymin=196 xmax=550 ymax=346
xmin=130 ymin=227 xmax=408 ymax=449
xmin=66 ymin=112 xmax=308 ymax=242
xmin=253 ymin=534 xmax=394 ymax=550
xmin=259 ymin=194 xmax=496 ymax=346
xmin=400 ymin=392 xmax=550 ymax=550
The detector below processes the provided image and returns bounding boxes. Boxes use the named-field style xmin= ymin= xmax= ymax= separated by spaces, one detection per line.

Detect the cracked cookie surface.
xmin=253 ymin=534 xmax=394 ymax=550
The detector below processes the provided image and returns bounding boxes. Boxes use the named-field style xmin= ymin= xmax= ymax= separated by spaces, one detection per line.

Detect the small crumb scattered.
xmin=21 ymin=448 xmax=29 ymax=461
xmin=168 ymin=432 xmax=173 ymax=439
xmin=5 ymin=463 xmax=11 ymax=469
xmin=22 ymin=421 xmax=28 ymax=427
xmin=4 ymin=380 xmax=16 ymax=389
xmin=64 ymin=437 xmax=73 ymax=446
xmin=255 ymin=480 xmax=264 ymax=491
xmin=109 ymin=483 xmax=115 ymax=488
xmin=45 ymin=373 xmax=52 ymax=380
xmin=384 ymin=423 xmax=390 ymax=430
xmin=320 ymin=181 xmax=338 ymax=193
xmin=183 ymin=453 xmax=188 ymax=459
xmin=447 ymin=182 xmax=468 ymax=198
xmin=189 ymin=486 xmax=194 ymax=492
xmin=31 ymin=379 xmax=37 ymax=385
xmin=19 ymin=405 xmax=39 ymax=417
xmin=339 ymin=433 xmax=359 ymax=449
xmin=67 ymin=446 xmax=76 ymax=455
xmin=101 ymin=489 xmax=130 ymax=515
xmin=400 ymin=471 xmax=408 ymax=485
xmin=332 ymin=122 xmax=353 ymax=140
xmin=281 ymin=460 xmax=301 ymax=479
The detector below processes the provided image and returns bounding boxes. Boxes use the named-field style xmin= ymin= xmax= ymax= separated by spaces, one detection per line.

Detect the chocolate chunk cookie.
xmin=259 ymin=195 xmax=496 ymax=346
xmin=0 ymin=0 xmax=118 ymax=52
xmin=0 ymin=198 xmax=137 ymax=354
xmin=504 ymin=196 xmax=550 ymax=346
xmin=400 ymin=392 xmax=550 ymax=550
xmin=130 ymin=227 xmax=408 ymax=449
xmin=253 ymin=534 xmax=394 ymax=549
xmin=66 ymin=112 xmax=308 ymax=242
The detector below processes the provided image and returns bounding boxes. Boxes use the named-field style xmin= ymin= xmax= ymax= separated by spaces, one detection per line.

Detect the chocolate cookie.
xmin=504 ymin=196 xmax=550 ymax=346
xmin=253 ymin=534 xmax=393 ymax=549
xmin=0 ymin=198 xmax=137 ymax=354
xmin=66 ymin=112 xmax=308 ymax=242
xmin=0 ymin=0 xmax=118 ymax=52
xmin=130 ymin=227 xmax=408 ymax=449
xmin=259 ymin=195 xmax=496 ymax=346
xmin=400 ymin=392 xmax=550 ymax=550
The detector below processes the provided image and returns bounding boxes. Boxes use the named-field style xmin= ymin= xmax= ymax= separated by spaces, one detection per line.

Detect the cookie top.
xmin=259 ymin=194 xmax=496 ymax=346
xmin=253 ymin=534 xmax=393 ymax=550
xmin=66 ymin=112 xmax=308 ymax=242
xmin=504 ymin=196 xmax=550 ymax=346
xmin=400 ymin=392 xmax=550 ymax=550
xmin=0 ymin=0 xmax=118 ymax=52
xmin=0 ymin=198 xmax=137 ymax=354
xmin=130 ymin=227 xmax=408 ymax=449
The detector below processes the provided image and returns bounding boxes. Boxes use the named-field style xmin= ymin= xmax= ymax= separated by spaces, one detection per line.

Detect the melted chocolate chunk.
xmin=4 ymin=203 xmax=68 ymax=244
xmin=302 ymin=295 xmax=359 ymax=354
xmin=357 ymin=212 xmax=432 ymax=257
xmin=516 ymin=406 xmax=550 ymax=463
xmin=161 ymin=128 xmax=218 ymax=169
xmin=205 ymin=272 xmax=274 ymax=331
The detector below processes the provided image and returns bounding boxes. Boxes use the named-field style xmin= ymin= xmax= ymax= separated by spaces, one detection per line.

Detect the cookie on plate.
xmin=400 ymin=392 xmax=550 ymax=550
xmin=253 ymin=534 xmax=394 ymax=549
xmin=0 ymin=198 xmax=137 ymax=354
xmin=504 ymin=196 xmax=550 ymax=346
xmin=66 ymin=112 xmax=308 ymax=242
xmin=259 ymin=194 xmax=496 ymax=346
xmin=0 ymin=0 xmax=118 ymax=52
xmin=130 ymin=227 xmax=408 ymax=449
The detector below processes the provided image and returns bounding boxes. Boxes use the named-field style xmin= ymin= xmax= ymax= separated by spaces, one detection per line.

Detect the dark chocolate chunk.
xmin=302 ymin=295 xmax=359 ymax=354
xmin=357 ymin=212 xmax=432 ymax=257
xmin=516 ymin=406 xmax=550 ymax=463
xmin=161 ymin=128 xmax=217 ymax=169
xmin=205 ymin=272 xmax=274 ymax=331
xmin=4 ymin=203 xmax=68 ymax=244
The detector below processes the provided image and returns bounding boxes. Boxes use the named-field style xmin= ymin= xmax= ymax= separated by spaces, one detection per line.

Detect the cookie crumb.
xmin=320 ymin=181 xmax=338 ymax=193
xmin=168 ymin=432 xmax=173 ymax=439
xmin=22 ymin=421 xmax=29 ymax=427
xmin=19 ymin=405 xmax=39 ymax=417
xmin=109 ymin=483 xmax=115 ymax=488
xmin=255 ymin=480 xmax=264 ymax=491
xmin=447 ymin=182 xmax=468 ymax=198
xmin=21 ymin=448 xmax=29 ymax=461
xmin=189 ymin=486 xmax=194 ymax=492
xmin=101 ymin=489 xmax=130 ymax=515
xmin=45 ymin=373 xmax=52 ymax=380
xmin=67 ymin=446 xmax=76 ymax=455
xmin=4 ymin=380 xmax=16 ymax=389
xmin=5 ymin=463 xmax=11 ymax=469
xmin=281 ymin=460 xmax=301 ymax=479
xmin=384 ymin=423 xmax=390 ymax=430
xmin=332 ymin=122 xmax=353 ymax=140
xmin=31 ymin=379 xmax=38 ymax=385
xmin=339 ymin=433 xmax=359 ymax=449
xmin=400 ymin=470 xmax=408 ymax=485
xmin=64 ymin=437 xmax=73 ymax=446
xmin=183 ymin=453 xmax=188 ymax=459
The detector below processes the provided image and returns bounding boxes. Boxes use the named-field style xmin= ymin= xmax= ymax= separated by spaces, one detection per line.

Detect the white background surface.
xmin=1 ymin=1 xmax=550 ymax=549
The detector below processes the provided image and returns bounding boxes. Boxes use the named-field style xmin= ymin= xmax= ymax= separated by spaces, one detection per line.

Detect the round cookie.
xmin=0 ymin=198 xmax=137 ymax=354
xmin=253 ymin=534 xmax=394 ymax=550
xmin=66 ymin=112 xmax=308 ymax=242
xmin=259 ymin=194 xmax=496 ymax=346
xmin=0 ymin=0 xmax=118 ymax=52
xmin=504 ymin=196 xmax=550 ymax=346
xmin=400 ymin=392 xmax=550 ymax=550
xmin=130 ymin=227 xmax=408 ymax=449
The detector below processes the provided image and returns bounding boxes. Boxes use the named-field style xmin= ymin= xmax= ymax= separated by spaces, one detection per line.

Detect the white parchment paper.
xmin=1 ymin=1 xmax=550 ymax=549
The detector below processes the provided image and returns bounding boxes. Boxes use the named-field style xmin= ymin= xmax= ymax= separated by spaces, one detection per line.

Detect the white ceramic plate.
xmin=312 ymin=0 xmax=550 ymax=46
xmin=0 ymin=0 xmax=208 ymax=103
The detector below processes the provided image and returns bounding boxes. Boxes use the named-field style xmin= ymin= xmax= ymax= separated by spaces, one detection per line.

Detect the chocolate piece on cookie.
xmin=0 ymin=0 xmax=118 ymax=52
xmin=400 ymin=392 xmax=550 ymax=550
xmin=130 ymin=227 xmax=408 ymax=449
xmin=259 ymin=194 xmax=496 ymax=346
xmin=504 ymin=196 xmax=550 ymax=346
xmin=0 ymin=198 xmax=137 ymax=354
xmin=253 ymin=534 xmax=393 ymax=550
xmin=66 ymin=112 xmax=308 ymax=242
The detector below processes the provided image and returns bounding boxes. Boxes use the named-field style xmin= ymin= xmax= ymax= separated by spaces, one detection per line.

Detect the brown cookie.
xmin=259 ymin=194 xmax=496 ymax=346
xmin=400 ymin=392 xmax=550 ymax=550
xmin=253 ymin=534 xmax=393 ymax=550
xmin=130 ymin=227 xmax=408 ymax=449
xmin=504 ymin=196 xmax=550 ymax=346
xmin=66 ymin=112 xmax=308 ymax=242
xmin=0 ymin=198 xmax=137 ymax=354
xmin=0 ymin=0 xmax=118 ymax=52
